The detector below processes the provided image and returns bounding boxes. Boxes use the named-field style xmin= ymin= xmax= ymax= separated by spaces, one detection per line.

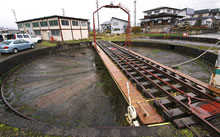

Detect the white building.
xmin=110 ymin=17 xmax=128 ymax=34
xmin=16 ymin=15 xmax=89 ymax=41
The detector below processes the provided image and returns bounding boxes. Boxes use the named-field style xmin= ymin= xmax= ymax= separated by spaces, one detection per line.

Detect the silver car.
xmin=0 ymin=39 xmax=35 ymax=54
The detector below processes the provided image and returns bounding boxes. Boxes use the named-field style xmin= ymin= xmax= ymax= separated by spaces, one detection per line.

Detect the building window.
xmin=61 ymin=20 xmax=69 ymax=26
xmin=25 ymin=23 xmax=30 ymax=28
xmin=51 ymin=30 xmax=60 ymax=36
xmin=18 ymin=24 xmax=23 ymax=28
xmin=72 ymin=20 xmax=79 ymax=26
xmin=40 ymin=21 xmax=48 ymax=27
xmin=49 ymin=20 xmax=58 ymax=26
xmin=113 ymin=22 xmax=118 ymax=26
xmin=34 ymin=30 xmax=41 ymax=35
xmin=113 ymin=28 xmax=120 ymax=31
xmin=81 ymin=21 xmax=87 ymax=27
xmin=32 ymin=22 xmax=39 ymax=27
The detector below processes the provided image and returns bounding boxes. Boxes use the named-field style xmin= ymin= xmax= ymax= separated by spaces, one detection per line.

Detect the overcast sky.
xmin=1 ymin=0 xmax=220 ymax=29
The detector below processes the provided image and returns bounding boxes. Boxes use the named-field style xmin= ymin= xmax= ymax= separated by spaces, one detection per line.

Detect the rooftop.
xmin=110 ymin=17 xmax=128 ymax=23
xmin=194 ymin=9 xmax=210 ymax=14
xmin=143 ymin=7 xmax=180 ymax=13
xmin=16 ymin=15 xmax=88 ymax=23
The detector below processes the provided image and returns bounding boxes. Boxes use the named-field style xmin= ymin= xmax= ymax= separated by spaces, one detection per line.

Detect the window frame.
xmin=49 ymin=20 xmax=58 ymax=26
xmin=40 ymin=21 xmax=48 ymax=27
xmin=61 ymin=20 xmax=69 ymax=26
xmin=25 ymin=23 xmax=31 ymax=28
xmin=32 ymin=22 xmax=39 ymax=28
xmin=51 ymin=30 xmax=60 ymax=36
xmin=72 ymin=20 xmax=79 ymax=26
xmin=34 ymin=30 xmax=41 ymax=35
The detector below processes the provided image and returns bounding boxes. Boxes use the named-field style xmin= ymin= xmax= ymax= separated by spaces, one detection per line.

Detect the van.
xmin=3 ymin=33 xmax=41 ymax=44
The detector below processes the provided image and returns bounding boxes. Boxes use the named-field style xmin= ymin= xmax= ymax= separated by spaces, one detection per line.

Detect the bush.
xmin=132 ymin=26 xmax=142 ymax=34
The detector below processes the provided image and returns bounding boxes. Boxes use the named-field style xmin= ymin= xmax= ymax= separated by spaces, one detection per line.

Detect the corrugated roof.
xmin=16 ymin=15 xmax=88 ymax=23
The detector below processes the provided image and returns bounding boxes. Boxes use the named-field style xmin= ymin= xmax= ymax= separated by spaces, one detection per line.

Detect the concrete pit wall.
xmin=0 ymin=41 xmax=216 ymax=79
xmin=0 ymin=42 xmax=91 ymax=79
xmin=150 ymin=36 xmax=219 ymax=44
xmin=113 ymin=41 xmax=217 ymax=66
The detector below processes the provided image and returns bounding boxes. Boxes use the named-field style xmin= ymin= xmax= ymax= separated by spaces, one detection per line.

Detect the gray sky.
xmin=1 ymin=0 xmax=220 ymax=29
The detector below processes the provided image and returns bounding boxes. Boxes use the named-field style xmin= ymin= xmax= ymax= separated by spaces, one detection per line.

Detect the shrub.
xmin=132 ymin=26 xmax=142 ymax=34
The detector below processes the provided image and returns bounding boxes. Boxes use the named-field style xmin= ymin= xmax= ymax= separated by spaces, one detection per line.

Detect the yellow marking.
xmin=147 ymin=122 xmax=171 ymax=127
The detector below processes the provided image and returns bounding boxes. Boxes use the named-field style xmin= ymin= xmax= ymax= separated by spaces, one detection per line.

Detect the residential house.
xmin=140 ymin=7 xmax=183 ymax=32
xmin=181 ymin=9 xmax=219 ymax=28
xmin=16 ymin=15 xmax=89 ymax=41
xmin=101 ymin=21 xmax=111 ymax=33
xmin=110 ymin=17 xmax=128 ymax=34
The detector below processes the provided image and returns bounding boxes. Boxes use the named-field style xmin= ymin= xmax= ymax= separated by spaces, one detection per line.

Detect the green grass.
xmin=88 ymin=33 xmax=182 ymax=42
xmin=0 ymin=123 xmax=60 ymax=137
xmin=65 ymin=39 xmax=91 ymax=44
xmin=38 ymin=41 xmax=57 ymax=47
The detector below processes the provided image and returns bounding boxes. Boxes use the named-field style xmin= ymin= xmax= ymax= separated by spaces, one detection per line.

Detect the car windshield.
xmin=0 ymin=41 xmax=12 ymax=45
xmin=17 ymin=35 xmax=23 ymax=38
xmin=23 ymin=35 xmax=29 ymax=38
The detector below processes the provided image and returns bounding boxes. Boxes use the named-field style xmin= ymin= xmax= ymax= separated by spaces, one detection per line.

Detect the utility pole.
xmin=134 ymin=0 xmax=137 ymax=26
xmin=62 ymin=8 xmax=65 ymax=16
xmin=12 ymin=9 xmax=17 ymax=22
xmin=96 ymin=0 xmax=100 ymax=32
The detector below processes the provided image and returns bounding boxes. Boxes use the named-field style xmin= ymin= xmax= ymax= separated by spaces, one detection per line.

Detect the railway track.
xmin=97 ymin=40 xmax=220 ymax=136
xmin=0 ymin=44 xmax=92 ymax=122
xmin=0 ymin=68 xmax=36 ymax=121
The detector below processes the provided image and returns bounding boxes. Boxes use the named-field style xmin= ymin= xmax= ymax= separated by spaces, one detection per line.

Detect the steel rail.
xmin=97 ymin=41 xmax=220 ymax=136
xmin=109 ymin=41 xmax=219 ymax=103
xmin=1 ymin=70 xmax=36 ymax=121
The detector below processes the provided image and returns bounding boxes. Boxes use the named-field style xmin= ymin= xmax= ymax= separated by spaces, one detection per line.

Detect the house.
xmin=16 ymin=15 xmax=89 ymax=41
xmin=140 ymin=7 xmax=183 ymax=32
xmin=101 ymin=21 xmax=111 ymax=33
xmin=178 ymin=8 xmax=194 ymax=19
xmin=180 ymin=9 xmax=219 ymax=28
xmin=110 ymin=17 xmax=128 ymax=34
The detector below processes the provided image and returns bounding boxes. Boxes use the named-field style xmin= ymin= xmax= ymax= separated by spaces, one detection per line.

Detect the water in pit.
xmin=4 ymin=48 xmax=128 ymax=128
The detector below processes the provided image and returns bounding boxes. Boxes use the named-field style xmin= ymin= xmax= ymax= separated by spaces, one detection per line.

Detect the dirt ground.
xmin=3 ymin=48 xmax=128 ymax=129
xmin=131 ymin=46 xmax=213 ymax=83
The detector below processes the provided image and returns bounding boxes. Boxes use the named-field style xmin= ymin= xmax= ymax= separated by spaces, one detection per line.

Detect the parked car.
xmin=0 ymin=39 xmax=35 ymax=54
xmin=0 ymin=34 xmax=4 ymax=42
xmin=3 ymin=33 xmax=42 ymax=44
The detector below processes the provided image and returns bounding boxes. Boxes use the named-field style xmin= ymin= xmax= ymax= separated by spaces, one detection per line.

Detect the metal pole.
xmin=96 ymin=0 xmax=100 ymax=33
xmin=134 ymin=0 xmax=137 ymax=26
xmin=62 ymin=8 xmax=65 ymax=16
xmin=12 ymin=9 xmax=17 ymax=22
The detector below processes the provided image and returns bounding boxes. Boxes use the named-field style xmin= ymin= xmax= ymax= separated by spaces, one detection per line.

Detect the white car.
xmin=4 ymin=33 xmax=42 ymax=44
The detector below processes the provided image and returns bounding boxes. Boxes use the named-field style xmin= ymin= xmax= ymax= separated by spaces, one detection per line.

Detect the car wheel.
xmin=31 ymin=44 xmax=35 ymax=49
xmin=13 ymin=48 xmax=18 ymax=54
